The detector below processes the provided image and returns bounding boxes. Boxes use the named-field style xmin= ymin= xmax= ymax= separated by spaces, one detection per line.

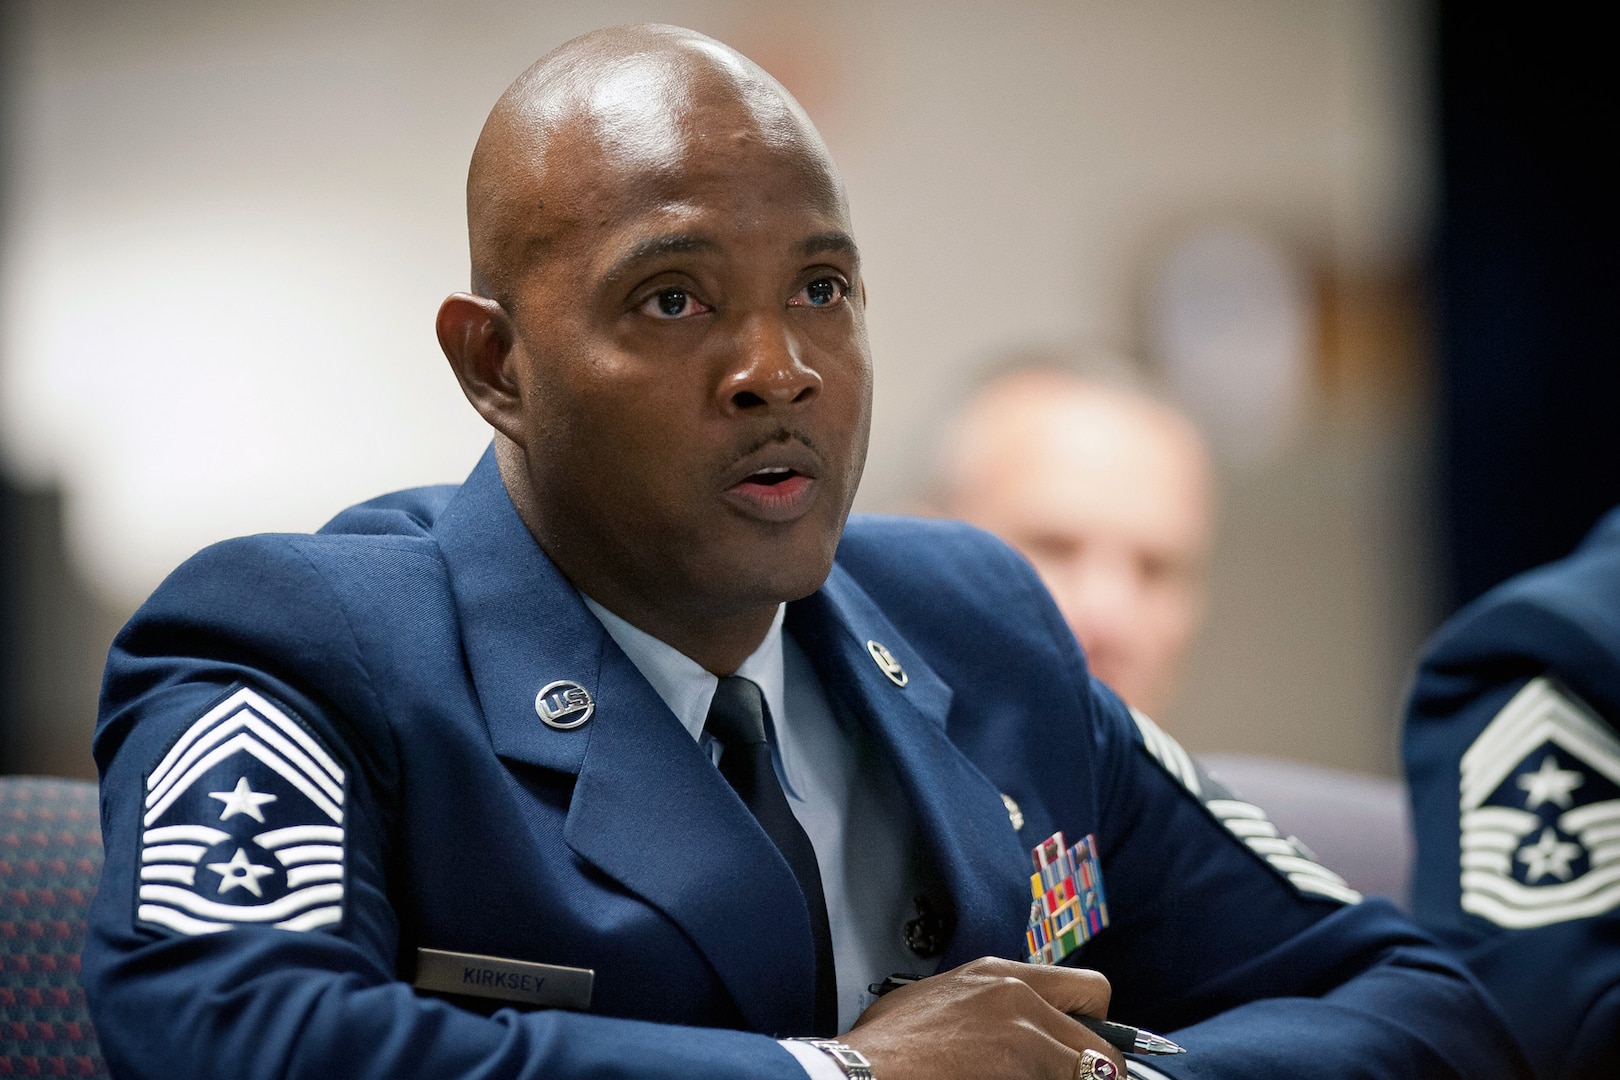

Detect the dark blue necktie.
xmin=704 ymin=676 xmax=838 ymax=1036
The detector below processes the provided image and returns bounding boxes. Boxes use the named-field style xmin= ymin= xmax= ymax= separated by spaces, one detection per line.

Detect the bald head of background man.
xmin=935 ymin=364 xmax=1214 ymax=720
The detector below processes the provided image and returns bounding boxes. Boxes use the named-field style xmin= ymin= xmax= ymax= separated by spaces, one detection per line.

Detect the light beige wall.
xmin=1 ymin=0 xmax=1435 ymax=776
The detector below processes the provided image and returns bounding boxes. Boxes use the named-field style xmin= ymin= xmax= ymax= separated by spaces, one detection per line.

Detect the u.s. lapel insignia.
xmin=1458 ymin=676 xmax=1620 ymax=929
xmin=535 ymin=680 xmax=595 ymax=730
xmin=866 ymin=640 xmax=908 ymax=687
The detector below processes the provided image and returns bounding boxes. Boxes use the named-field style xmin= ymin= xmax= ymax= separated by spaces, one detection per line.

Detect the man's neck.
xmin=495 ymin=436 xmax=781 ymax=675
xmin=585 ymin=596 xmax=780 ymax=677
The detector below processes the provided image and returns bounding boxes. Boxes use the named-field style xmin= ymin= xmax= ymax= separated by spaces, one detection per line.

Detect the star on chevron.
xmin=209 ymin=776 xmax=278 ymax=822
xmin=206 ymin=847 xmax=277 ymax=897
xmin=1516 ymin=754 xmax=1585 ymax=810
xmin=1516 ymin=827 xmax=1583 ymax=883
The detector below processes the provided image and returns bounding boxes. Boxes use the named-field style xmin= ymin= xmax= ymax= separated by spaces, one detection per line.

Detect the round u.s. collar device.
xmin=535 ymin=680 xmax=595 ymax=729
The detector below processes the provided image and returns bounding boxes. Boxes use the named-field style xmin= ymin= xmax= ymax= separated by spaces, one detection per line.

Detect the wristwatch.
xmin=786 ymin=1037 xmax=875 ymax=1080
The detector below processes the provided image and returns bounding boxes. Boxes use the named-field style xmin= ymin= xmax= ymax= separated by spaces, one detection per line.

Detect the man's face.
xmin=944 ymin=377 xmax=1211 ymax=719
xmin=499 ymin=95 xmax=872 ymax=625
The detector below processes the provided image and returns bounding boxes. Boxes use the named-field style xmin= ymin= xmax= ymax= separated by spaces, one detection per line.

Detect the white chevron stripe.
xmin=143 ymin=825 xmax=231 ymax=846
xmin=149 ymin=687 xmax=343 ymax=792
xmin=137 ymin=904 xmax=229 ymax=935
xmin=141 ymin=865 xmax=197 ymax=885
xmin=1221 ymin=818 xmax=1280 ymax=840
xmin=144 ymin=731 xmax=342 ymax=827
xmin=1460 ymin=678 xmax=1620 ymax=808
xmin=1463 ymin=882 xmax=1620 ymax=928
xmin=1563 ymin=800 xmax=1620 ymax=833
xmin=274 ymin=844 xmax=344 ymax=866
xmin=1291 ymin=875 xmax=1363 ymax=904
xmin=148 ymin=709 xmax=341 ymax=812
xmin=1131 ymin=707 xmax=1201 ymax=796
xmin=139 ymin=882 xmax=344 ymax=922
xmin=286 ymin=864 xmax=345 ymax=888
xmin=256 ymin=824 xmax=345 ymax=849
xmin=1462 ymin=829 xmax=1529 ymax=853
xmin=1464 ymin=862 xmax=1620 ymax=906
xmin=142 ymin=844 xmax=208 ymax=864
xmin=1462 ymin=850 xmax=1512 ymax=873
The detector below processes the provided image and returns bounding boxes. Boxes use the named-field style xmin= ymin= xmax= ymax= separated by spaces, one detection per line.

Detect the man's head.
xmin=437 ymin=26 xmax=872 ymax=670
xmin=934 ymin=365 xmax=1214 ymax=719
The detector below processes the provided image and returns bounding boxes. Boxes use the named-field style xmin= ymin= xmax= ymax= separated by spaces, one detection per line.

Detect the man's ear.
xmin=437 ymin=292 xmax=527 ymax=445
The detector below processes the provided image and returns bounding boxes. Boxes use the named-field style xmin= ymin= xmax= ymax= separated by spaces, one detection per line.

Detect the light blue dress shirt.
xmin=583 ymin=597 xmax=928 ymax=1075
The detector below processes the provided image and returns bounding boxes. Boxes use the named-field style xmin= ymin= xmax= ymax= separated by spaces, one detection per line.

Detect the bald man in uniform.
xmin=933 ymin=365 xmax=1212 ymax=720
xmin=85 ymin=25 xmax=1526 ymax=1080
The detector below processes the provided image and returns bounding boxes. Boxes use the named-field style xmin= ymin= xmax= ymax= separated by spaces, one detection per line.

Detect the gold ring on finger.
xmin=1074 ymin=1047 xmax=1121 ymax=1080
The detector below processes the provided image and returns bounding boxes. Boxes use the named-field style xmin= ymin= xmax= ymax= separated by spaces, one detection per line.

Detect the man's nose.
xmin=718 ymin=314 xmax=821 ymax=413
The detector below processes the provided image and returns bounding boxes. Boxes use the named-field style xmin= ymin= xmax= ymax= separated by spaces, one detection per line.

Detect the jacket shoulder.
xmin=835 ymin=514 xmax=1080 ymax=683
xmin=836 ymin=513 xmax=1049 ymax=608
xmin=318 ymin=484 xmax=460 ymax=537
xmin=1421 ymin=507 xmax=1620 ymax=717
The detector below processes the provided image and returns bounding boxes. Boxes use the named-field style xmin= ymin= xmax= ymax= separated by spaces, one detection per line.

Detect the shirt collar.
xmin=581 ymin=596 xmax=788 ymax=744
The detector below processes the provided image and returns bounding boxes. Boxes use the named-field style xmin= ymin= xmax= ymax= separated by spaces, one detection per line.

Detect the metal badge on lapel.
xmin=865 ymin=640 xmax=908 ymax=687
xmin=535 ymin=680 xmax=594 ymax=729
xmin=1001 ymin=794 xmax=1025 ymax=831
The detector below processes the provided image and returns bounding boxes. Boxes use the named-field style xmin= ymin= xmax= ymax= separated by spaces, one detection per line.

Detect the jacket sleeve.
xmin=1405 ymin=574 xmax=1620 ymax=1080
xmin=1074 ymin=674 xmax=1531 ymax=1080
xmin=83 ymin=536 xmax=807 ymax=1080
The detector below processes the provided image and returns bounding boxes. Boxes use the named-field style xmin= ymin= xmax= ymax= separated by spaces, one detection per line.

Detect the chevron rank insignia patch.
xmin=1458 ymin=677 xmax=1620 ymax=929
xmin=137 ymin=686 xmax=347 ymax=936
xmin=1130 ymin=706 xmax=1363 ymax=905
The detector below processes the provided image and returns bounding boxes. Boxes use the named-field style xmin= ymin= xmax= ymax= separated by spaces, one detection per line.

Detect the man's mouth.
xmin=723 ymin=452 xmax=821 ymax=521
xmin=745 ymin=466 xmax=799 ymax=487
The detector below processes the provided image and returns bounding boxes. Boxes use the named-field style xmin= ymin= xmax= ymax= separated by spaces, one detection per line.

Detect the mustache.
xmin=733 ymin=428 xmax=823 ymax=460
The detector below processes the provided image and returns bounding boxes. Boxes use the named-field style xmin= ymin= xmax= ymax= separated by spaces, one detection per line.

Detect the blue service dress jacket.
xmin=1407 ymin=507 xmax=1620 ymax=1080
xmin=85 ymin=448 xmax=1526 ymax=1080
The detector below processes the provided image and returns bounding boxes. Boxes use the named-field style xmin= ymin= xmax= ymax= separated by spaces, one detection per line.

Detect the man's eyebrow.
xmin=798 ymin=231 xmax=860 ymax=264
xmin=603 ymin=234 xmax=720 ymax=284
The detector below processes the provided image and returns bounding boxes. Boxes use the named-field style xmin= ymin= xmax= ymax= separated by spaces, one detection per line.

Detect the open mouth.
xmin=746 ymin=466 xmax=800 ymax=486
xmin=724 ymin=459 xmax=819 ymax=521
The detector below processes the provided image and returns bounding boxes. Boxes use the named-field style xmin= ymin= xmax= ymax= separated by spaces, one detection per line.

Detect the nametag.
xmin=413 ymin=948 xmax=594 ymax=1010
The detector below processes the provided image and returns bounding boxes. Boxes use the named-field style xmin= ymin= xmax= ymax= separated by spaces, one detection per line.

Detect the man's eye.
xmin=639 ymin=288 xmax=708 ymax=319
xmin=791 ymin=277 xmax=847 ymax=308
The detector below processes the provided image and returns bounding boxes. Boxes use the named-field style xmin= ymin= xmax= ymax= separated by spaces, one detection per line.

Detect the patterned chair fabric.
xmin=0 ymin=776 xmax=106 ymax=1077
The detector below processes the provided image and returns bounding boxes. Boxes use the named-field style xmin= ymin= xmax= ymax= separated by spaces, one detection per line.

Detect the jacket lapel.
xmin=433 ymin=448 xmax=817 ymax=1035
xmin=787 ymin=565 xmax=1032 ymax=968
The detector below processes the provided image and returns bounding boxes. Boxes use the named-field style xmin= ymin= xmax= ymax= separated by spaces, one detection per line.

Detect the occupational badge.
xmin=136 ymin=686 xmax=346 ymax=936
xmin=1458 ymin=676 xmax=1620 ymax=928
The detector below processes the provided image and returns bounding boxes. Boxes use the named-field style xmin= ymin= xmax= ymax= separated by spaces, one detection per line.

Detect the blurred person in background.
xmin=929 ymin=353 xmax=1415 ymax=905
xmin=929 ymin=355 xmax=1213 ymax=723
xmin=1405 ymin=506 xmax=1620 ymax=1080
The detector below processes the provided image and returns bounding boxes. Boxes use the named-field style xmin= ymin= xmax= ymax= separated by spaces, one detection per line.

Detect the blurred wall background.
xmin=2 ymin=0 xmax=1449 ymax=778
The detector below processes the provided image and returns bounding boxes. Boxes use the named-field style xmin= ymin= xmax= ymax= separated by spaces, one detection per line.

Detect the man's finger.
xmin=1005 ymin=960 xmax=1113 ymax=1019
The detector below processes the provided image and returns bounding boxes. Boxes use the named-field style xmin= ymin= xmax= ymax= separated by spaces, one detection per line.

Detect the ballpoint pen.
xmin=870 ymin=974 xmax=1186 ymax=1057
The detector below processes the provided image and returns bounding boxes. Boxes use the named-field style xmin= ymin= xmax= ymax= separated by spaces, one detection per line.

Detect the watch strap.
xmin=785 ymin=1037 xmax=875 ymax=1080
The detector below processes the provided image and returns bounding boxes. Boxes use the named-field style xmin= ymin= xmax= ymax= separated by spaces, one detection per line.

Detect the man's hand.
xmin=841 ymin=957 xmax=1129 ymax=1080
